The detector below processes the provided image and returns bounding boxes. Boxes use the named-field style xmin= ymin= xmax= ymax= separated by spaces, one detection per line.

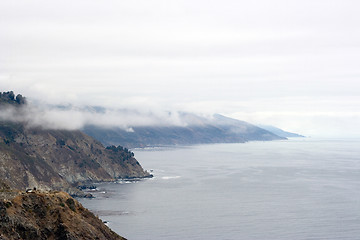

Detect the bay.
xmin=80 ymin=138 xmax=360 ymax=240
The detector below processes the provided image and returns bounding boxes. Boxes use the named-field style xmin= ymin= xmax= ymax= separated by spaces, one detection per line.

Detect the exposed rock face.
xmin=0 ymin=190 xmax=126 ymax=240
xmin=0 ymin=91 xmax=151 ymax=193
xmin=0 ymin=122 xmax=152 ymax=193
xmin=0 ymin=92 xmax=141 ymax=239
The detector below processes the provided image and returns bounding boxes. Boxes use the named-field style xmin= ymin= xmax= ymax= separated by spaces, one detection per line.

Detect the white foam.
xmin=161 ymin=176 xmax=181 ymax=180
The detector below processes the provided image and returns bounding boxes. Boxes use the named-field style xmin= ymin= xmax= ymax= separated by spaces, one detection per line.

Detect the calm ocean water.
xmin=80 ymin=138 xmax=360 ymax=240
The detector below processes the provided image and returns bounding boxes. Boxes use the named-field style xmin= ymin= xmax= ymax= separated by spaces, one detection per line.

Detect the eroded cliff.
xmin=0 ymin=122 xmax=151 ymax=194
xmin=0 ymin=91 xmax=152 ymax=194
xmin=0 ymin=188 xmax=126 ymax=240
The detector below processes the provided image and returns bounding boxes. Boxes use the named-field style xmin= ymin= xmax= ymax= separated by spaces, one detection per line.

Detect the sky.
xmin=1 ymin=0 xmax=360 ymax=137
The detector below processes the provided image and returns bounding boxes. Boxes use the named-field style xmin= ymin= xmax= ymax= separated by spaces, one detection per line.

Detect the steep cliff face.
xmin=0 ymin=189 xmax=126 ymax=240
xmin=0 ymin=92 xmax=141 ymax=239
xmin=0 ymin=91 xmax=151 ymax=192
xmin=0 ymin=122 xmax=151 ymax=192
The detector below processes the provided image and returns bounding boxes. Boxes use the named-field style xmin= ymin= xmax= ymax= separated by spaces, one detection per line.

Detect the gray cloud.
xmin=0 ymin=102 xmax=193 ymax=131
xmin=1 ymin=0 xmax=360 ymax=137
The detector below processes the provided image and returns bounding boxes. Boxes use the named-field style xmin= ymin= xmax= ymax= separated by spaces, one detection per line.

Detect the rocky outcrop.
xmin=0 ymin=189 xmax=126 ymax=240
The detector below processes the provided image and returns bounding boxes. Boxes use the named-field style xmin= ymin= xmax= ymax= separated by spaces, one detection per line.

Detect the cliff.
xmin=0 ymin=122 xmax=151 ymax=193
xmin=0 ymin=92 xmax=151 ymax=194
xmin=0 ymin=92 xmax=148 ymax=239
xmin=0 ymin=188 xmax=125 ymax=240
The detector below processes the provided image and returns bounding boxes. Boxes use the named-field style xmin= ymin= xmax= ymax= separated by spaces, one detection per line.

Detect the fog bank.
xmin=0 ymin=102 xmax=211 ymax=131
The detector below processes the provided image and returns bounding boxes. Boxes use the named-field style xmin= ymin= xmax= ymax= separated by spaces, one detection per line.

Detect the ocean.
xmin=79 ymin=138 xmax=360 ymax=240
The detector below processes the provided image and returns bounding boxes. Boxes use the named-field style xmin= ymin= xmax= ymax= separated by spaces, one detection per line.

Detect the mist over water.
xmin=80 ymin=138 xmax=360 ymax=240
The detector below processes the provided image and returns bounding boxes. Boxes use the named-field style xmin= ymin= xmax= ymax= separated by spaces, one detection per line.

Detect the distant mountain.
xmin=257 ymin=125 xmax=304 ymax=138
xmin=83 ymin=113 xmax=286 ymax=148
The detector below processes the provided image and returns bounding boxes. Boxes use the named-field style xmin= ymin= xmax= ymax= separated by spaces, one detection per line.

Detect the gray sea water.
xmin=80 ymin=138 xmax=360 ymax=240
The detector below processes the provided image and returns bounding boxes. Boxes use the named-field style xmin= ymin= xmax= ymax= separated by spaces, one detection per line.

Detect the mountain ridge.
xmin=257 ymin=125 xmax=305 ymax=138
xmin=83 ymin=113 xmax=287 ymax=148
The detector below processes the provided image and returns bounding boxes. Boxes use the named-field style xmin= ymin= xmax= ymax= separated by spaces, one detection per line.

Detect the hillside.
xmin=257 ymin=125 xmax=305 ymax=138
xmin=0 ymin=187 xmax=125 ymax=240
xmin=83 ymin=113 xmax=286 ymax=148
xmin=0 ymin=122 xmax=151 ymax=193
xmin=0 ymin=91 xmax=131 ymax=239
xmin=0 ymin=92 xmax=151 ymax=194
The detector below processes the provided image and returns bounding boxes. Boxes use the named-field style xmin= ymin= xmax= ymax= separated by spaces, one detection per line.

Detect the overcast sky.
xmin=1 ymin=0 xmax=360 ymax=137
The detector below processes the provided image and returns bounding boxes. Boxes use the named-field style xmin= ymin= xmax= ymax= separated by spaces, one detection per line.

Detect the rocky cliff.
xmin=0 ymin=122 xmax=151 ymax=193
xmin=0 ymin=91 xmax=152 ymax=194
xmin=0 ymin=188 xmax=125 ymax=240
xmin=0 ymin=92 xmax=146 ymax=239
